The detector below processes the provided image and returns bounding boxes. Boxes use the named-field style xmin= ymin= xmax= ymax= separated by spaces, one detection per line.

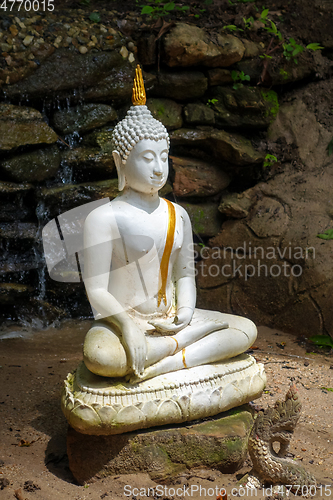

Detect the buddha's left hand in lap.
xmin=148 ymin=306 xmax=194 ymax=334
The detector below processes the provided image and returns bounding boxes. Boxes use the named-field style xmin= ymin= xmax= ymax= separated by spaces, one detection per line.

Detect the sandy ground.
xmin=0 ymin=321 xmax=332 ymax=500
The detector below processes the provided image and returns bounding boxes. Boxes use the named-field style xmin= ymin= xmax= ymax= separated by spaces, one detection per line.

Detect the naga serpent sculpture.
xmin=248 ymin=384 xmax=316 ymax=490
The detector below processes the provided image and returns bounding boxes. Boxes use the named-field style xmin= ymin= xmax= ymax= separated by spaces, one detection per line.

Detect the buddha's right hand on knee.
xmin=122 ymin=322 xmax=148 ymax=377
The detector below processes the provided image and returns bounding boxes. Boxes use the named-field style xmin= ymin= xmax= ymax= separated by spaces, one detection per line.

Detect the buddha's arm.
xmin=83 ymin=208 xmax=147 ymax=376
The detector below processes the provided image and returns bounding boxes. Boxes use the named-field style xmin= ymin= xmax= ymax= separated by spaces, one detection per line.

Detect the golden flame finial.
xmin=132 ymin=64 xmax=146 ymax=106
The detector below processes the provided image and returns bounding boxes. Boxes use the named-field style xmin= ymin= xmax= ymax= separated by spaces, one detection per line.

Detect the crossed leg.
xmin=83 ymin=309 xmax=257 ymax=381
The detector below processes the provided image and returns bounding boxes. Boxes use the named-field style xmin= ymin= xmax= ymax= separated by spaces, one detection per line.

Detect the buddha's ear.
xmin=112 ymin=150 xmax=125 ymax=191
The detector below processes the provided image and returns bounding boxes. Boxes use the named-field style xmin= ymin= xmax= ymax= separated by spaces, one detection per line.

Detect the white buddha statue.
xmin=61 ymin=66 xmax=266 ymax=435
xmin=82 ymin=66 xmax=256 ymax=383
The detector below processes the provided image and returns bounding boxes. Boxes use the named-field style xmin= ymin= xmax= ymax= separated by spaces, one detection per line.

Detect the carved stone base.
xmin=67 ymin=409 xmax=254 ymax=484
xmin=61 ymin=354 xmax=266 ymax=435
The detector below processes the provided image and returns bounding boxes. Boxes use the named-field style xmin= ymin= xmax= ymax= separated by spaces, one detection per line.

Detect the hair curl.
xmin=111 ymin=105 xmax=170 ymax=164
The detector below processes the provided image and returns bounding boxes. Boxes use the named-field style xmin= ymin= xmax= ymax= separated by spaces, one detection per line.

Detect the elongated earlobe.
xmin=112 ymin=151 xmax=125 ymax=191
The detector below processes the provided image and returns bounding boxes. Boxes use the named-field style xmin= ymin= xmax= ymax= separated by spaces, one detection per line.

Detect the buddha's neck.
xmin=122 ymin=188 xmax=160 ymax=212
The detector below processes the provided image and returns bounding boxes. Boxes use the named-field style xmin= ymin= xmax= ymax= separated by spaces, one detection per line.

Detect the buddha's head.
xmin=111 ymin=66 xmax=170 ymax=193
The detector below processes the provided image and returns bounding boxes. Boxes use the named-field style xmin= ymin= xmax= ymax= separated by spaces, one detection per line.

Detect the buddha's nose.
xmin=153 ymin=160 xmax=164 ymax=175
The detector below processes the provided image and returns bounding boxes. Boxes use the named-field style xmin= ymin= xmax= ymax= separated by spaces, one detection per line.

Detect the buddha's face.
xmin=123 ymin=139 xmax=169 ymax=194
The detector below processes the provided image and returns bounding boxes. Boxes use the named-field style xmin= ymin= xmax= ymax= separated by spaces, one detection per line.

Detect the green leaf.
xmin=309 ymin=335 xmax=333 ymax=348
xmin=141 ymin=5 xmax=154 ymax=14
xmin=205 ymin=0 xmax=213 ymax=4
xmin=89 ymin=12 xmax=101 ymax=22
xmin=306 ymin=43 xmax=324 ymax=51
xmin=327 ymin=138 xmax=333 ymax=156
xmin=164 ymin=2 xmax=175 ymax=11
xmin=261 ymin=8 xmax=269 ymax=19
xmin=317 ymin=229 xmax=333 ymax=240
xmin=244 ymin=74 xmax=250 ymax=81
xmin=322 ymin=387 xmax=333 ymax=392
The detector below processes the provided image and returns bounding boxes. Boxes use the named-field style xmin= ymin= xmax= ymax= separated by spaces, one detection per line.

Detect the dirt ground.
xmin=0 ymin=322 xmax=332 ymax=500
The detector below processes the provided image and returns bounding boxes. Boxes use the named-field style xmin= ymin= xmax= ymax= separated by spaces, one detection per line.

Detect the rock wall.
xmin=0 ymin=5 xmax=333 ymax=337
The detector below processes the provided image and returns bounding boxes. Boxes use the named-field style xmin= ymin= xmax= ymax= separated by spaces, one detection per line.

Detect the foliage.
xmin=89 ymin=12 xmax=101 ymax=22
xmin=322 ymin=387 xmax=333 ymax=392
xmin=231 ymin=70 xmax=250 ymax=89
xmin=206 ymin=98 xmax=218 ymax=107
xmin=309 ymin=334 xmax=333 ymax=349
xmin=317 ymin=229 xmax=333 ymax=240
xmin=80 ymin=0 xmax=90 ymax=5
xmin=222 ymin=25 xmax=239 ymax=32
xmin=263 ymin=154 xmax=278 ymax=169
xmin=139 ymin=0 xmax=212 ymax=18
xmin=140 ymin=1 xmax=189 ymax=17
xmin=282 ymin=38 xmax=304 ymax=64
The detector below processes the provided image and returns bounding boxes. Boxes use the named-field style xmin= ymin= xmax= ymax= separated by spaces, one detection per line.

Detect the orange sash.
xmin=157 ymin=199 xmax=176 ymax=307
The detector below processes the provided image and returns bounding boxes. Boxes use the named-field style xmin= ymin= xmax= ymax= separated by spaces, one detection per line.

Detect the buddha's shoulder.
xmin=84 ymin=201 xmax=118 ymax=228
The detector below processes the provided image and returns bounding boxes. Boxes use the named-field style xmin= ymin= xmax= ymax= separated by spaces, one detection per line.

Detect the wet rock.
xmin=82 ymin=125 xmax=114 ymax=153
xmin=171 ymin=155 xmax=230 ymax=198
xmin=0 ymin=145 xmax=61 ymax=182
xmin=0 ymin=181 xmax=34 ymax=221
xmin=146 ymin=98 xmax=182 ymax=130
xmin=0 ymin=283 xmax=34 ymax=305
xmin=170 ymin=128 xmax=264 ymax=166
xmin=207 ymin=68 xmax=233 ymax=86
xmin=82 ymin=65 xmax=155 ymax=104
xmin=152 ymin=70 xmax=207 ymax=100
xmin=61 ymin=147 xmax=115 ymax=182
xmin=137 ymin=33 xmax=156 ymax=65
xmin=184 ymin=102 xmax=215 ymax=126
xmin=39 ymin=179 xmax=119 ymax=218
xmin=179 ymin=201 xmax=222 ymax=238
xmin=4 ymin=50 xmax=129 ymax=101
xmin=0 ymin=222 xmax=37 ymax=240
xmin=218 ymin=191 xmax=253 ymax=219
xmin=163 ymin=23 xmax=245 ymax=67
xmin=0 ymin=104 xmax=58 ymax=150
xmin=208 ymin=86 xmax=279 ymax=129
xmin=52 ymin=104 xmax=117 ymax=135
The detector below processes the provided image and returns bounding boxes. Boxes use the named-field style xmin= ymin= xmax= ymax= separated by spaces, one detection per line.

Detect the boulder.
xmin=4 ymin=49 xmax=155 ymax=103
xmin=38 ymin=179 xmax=119 ymax=218
xmin=170 ymin=128 xmax=264 ymax=166
xmin=171 ymin=155 xmax=230 ymax=198
xmin=218 ymin=191 xmax=254 ymax=219
xmin=0 ymin=104 xmax=58 ymax=150
xmin=207 ymin=68 xmax=233 ymax=86
xmin=209 ymin=86 xmax=279 ymax=129
xmin=0 ymin=222 xmax=37 ymax=240
xmin=0 ymin=181 xmax=34 ymax=221
xmin=67 ymin=409 xmax=253 ymax=484
xmin=82 ymin=65 xmax=155 ymax=104
xmin=0 ymin=145 xmax=61 ymax=182
xmin=4 ymin=50 xmax=123 ymax=100
xmin=52 ymin=104 xmax=117 ymax=135
xmin=163 ymin=23 xmax=245 ymax=67
xmin=61 ymin=147 xmax=115 ymax=182
xmin=179 ymin=201 xmax=222 ymax=238
xmin=152 ymin=70 xmax=207 ymax=100
xmin=268 ymin=100 xmax=322 ymax=169
xmin=0 ymin=283 xmax=34 ymax=305
xmin=196 ymin=101 xmax=333 ymax=338
xmin=146 ymin=98 xmax=183 ymax=130
xmin=184 ymin=102 xmax=215 ymax=126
